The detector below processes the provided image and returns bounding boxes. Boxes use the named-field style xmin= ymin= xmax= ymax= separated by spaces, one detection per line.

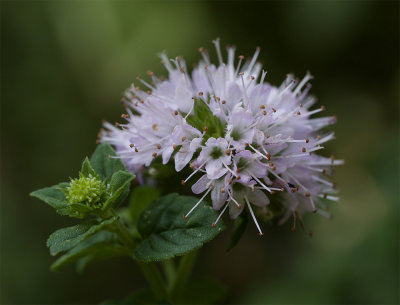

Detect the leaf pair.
xmin=30 ymin=144 xmax=135 ymax=218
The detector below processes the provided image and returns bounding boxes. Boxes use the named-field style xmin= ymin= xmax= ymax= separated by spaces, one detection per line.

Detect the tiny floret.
xmin=100 ymin=38 xmax=343 ymax=235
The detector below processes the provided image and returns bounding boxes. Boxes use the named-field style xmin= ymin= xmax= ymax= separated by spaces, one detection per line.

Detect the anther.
xmin=302 ymin=147 xmax=306 ymax=153
xmin=152 ymin=152 xmax=157 ymax=158
xmin=179 ymin=66 xmax=185 ymax=72
xmin=305 ymin=138 xmax=309 ymax=143
xmin=182 ymin=215 xmax=187 ymax=220
xmin=216 ymin=97 xmax=220 ymax=101
xmin=260 ymin=105 xmax=265 ymax=109
xmin=245 ymin=143 xmax=249 ymax=147
xmin=129 ymin=144 xmax=134 ymax=148
xmin=225 ymin=149 xmax=231 ymax=156
xmin=212 ymin=223 xmax=216 ymax=227
xmin=265 ymin=134 xmax=270 ymax=139
xmin=174 ymin=110 xmax=179 ymax=115
xmin=259 ymin=232 xmax=264 ymax=237
xmin=272 ymin=108 xmax=277 ymax=112
xmin=272 ymin=166 xmax=276 ymax=171
xmin=198 ymin=47 xmax=204 ymax=52
xmin=146 ymin=70 xmax=153 ymax=76
xmin=199 ymin=92 xmax=203 ymax=96
xmin=297 ymin=111 xmax=301 ymax=115
xmin=221 ymin=188 xmax=225 ymax=193
xmin=239 ymin=72 xmax=244 ymax=76
xmin=173 ymin=145 xmax=177 ymax=150
xmin=321 ymin=105 xmax=326 ymax=111
xmin=322 ymin=169 xmax=326 ymax=174
xmin=266 ymin=153 xmax=271 ymax=161
xmin=228 ymin=178 xmax=233 ymax=184
xmin=305 ymin=192 xmax=311 ymax=197
xmin=189 ymin=163 xmax=195 ymax=169
xmin=181 ymin=136 xmax=186 ymax=142
xmin=204 ymin=126 xmax=208 ymax=132
xmin=156 ymin=144 xmax=161 ymax=149
xmin=135 ymin=86 xmax=140 ymax=91
xmin=152 ymin=124 xmax=158 ymax=131
xmin=263 ymin=111 xmax=267 ymax=115
xmin=222 ymin=100 xmax=226 ymax=104
xmin=108 ymin=154 xmax=111 ymax=159
xmin=140 ymin=99 xmax=144 ymax=103
xmin=147 ymin=90 xmax=152 ymax=95
xmin=181 ymin=180 xmax=185 ymax=186
xmin=313 ymin=209 xmax=317 ymax=213
xmin=299 ymin=103 xmax=303 ymax=107
xmin=121 ymin=114 xmax=130 ymax=119
xmin=114 ymin=122 xmax=120 ymax=127
xmin=135 ymin=148 xmax=139 ymax=152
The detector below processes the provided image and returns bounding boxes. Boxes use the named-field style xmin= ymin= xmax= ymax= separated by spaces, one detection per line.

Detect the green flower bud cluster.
xmin=65 ymin=174 xmax=109 ymax=208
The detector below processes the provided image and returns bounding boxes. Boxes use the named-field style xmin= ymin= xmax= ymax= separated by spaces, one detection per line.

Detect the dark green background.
xmin=1 ymin=1 xmax=398 ymax=304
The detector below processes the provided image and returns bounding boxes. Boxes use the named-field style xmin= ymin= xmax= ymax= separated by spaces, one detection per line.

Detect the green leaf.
xmin=129 ymin=186 xmax=160 ymax=227
xmin=182 ymin=278 xmax=227 ymax=304
xmin=89 ymin=143 xmax=125 ymax=182
xmin=51 ymin=231 xmax=128 ymax=271
xmin=103 ymin=170 xmax=135 ymax=210
xmin=227 ymin=209 xmax=248 ymax=251
xmin=47 ymin=216 xmax=118 ymax=255
xmin=186 ymin=98 xmax=226 ymax=141
xmin=135 ymin=193 xmax=225 ymax=262
xmin=80 ymin=157 xmax=99 ymax=178
xmin=30 ymin=184 xmax=70 ymax=216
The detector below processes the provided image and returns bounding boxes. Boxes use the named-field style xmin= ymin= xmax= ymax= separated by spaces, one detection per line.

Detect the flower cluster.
xmin=65 ymin=174 xmax=109 ymax=208
xmin=100 ymin=39 xmax=343 ymax=234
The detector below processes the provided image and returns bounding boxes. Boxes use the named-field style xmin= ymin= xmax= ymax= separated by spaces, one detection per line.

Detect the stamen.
xmin=212 ymin=38 xmax=224 ymax=66
xmin=184 ymin=187 xmax=212 ymax=219
xmin=212 ymin=203 xmax=229 ymax=227
xmin=245 ymin=196 xmax=264 ymax=236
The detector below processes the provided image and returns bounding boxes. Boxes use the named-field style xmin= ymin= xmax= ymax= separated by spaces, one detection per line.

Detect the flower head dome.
xmin=100 ymin=39 xmax=343 ymax=235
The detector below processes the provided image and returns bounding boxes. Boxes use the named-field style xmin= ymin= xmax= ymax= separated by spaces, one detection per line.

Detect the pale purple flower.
xmin=100 ymin=38 xmax=343 ymax=235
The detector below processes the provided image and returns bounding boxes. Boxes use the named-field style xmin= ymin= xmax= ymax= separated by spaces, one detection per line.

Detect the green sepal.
xmin=227 ymin=209 xmax=248 ymax=252
xmin=103 ymin=170 xmax=135 ymax=210
xmin=47 ymin=216 xmax=118 ymax=255
xmin=50 ymin=231 xmax=128 ymax=271
xmin=90 ymin=143 xmax=125 ymax=183
xmin=135 ymin=193 xmax=225 ymax=262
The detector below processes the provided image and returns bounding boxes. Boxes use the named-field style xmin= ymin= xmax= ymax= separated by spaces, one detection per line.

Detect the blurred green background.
xmin=1 ymin=1 xmax=399 ymax=304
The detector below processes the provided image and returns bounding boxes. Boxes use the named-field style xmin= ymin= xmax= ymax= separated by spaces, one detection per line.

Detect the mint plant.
xmin=31 ymin=39 xmax=342 ymax=304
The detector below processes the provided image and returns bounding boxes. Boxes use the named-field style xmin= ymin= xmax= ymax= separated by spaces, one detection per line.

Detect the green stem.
xmin=107 ymin=209 xmax=167 ymax=301
xmin=162 ymin=259 xmax=177 ymax=291
xmin=170 ymin=250 xmax=198 ymax=303
xmin=138 ymin=261 xmax=168 ymax=301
